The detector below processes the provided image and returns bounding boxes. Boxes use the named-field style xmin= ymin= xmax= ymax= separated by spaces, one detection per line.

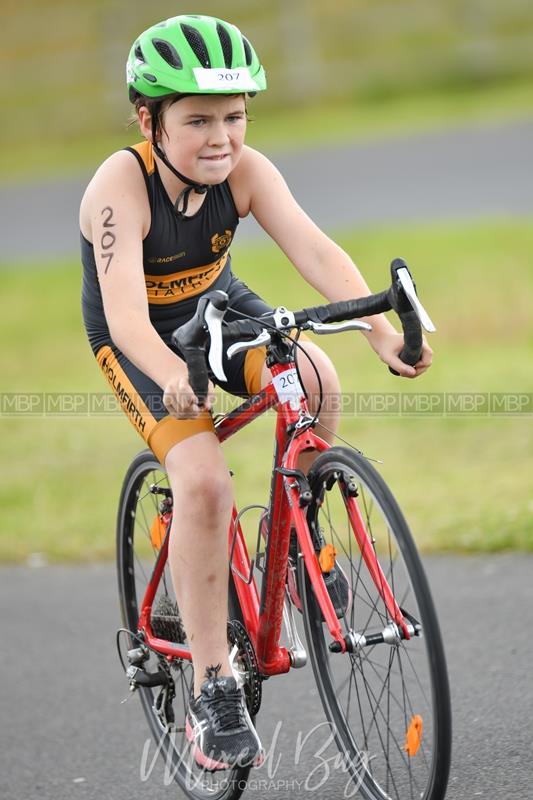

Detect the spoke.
xmin=124 ymin=461 xmax=238 ymax=798
xmin=308 ymin=456 xmax=439 ymax=800
xmin=397 ymin=650 xmax=419 ymax=798
xmin=137 ymin=479 xmax=155 ymax=541
xmin=356 ymin=652 xmax=402 ymax=800
xmin=134 ymin=552 xmax=149 ymax=590
xmin=339 ymin=488 xmax=392 ymax=630
xmin=327 ymin=507 xmax=386 ymax=624
xmin=355 ymin=646 xmax=427 ymax=797
xmin=350 ymin=651 xmax=371 ymax=755
xmin=363 ymin=490 xmax=396 ymax=631
xmin=397 ymin=643 xmax=433 ymax=725
xmin=320 ymin=497 xmax=389 ymax=629
xmin=347 ymin=644 xmax=427 ymax=728
xmin=345 ymin=659 xmax=355 ymax=732
xmin=397 ymin=653 xmax=431 ymax=772
xmin=388 ymin=527 xmax=397 ymax=601
xmin=333 ymin=628 xmax=430 ymax=793
xmin=386 ymin=649 xmax=392 ymax=797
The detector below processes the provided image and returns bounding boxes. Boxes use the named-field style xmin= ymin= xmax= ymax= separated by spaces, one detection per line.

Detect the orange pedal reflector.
xmin=404 ymin=715 xmax=423 ymax=757
xmin=319 ymin=543 xmax=337 ymax=573
xmin=150 ymin=514 xmax=168 ymax=551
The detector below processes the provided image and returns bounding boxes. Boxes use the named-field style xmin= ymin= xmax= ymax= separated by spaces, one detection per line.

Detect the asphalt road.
xmin=2 ymin=554 xmax=532 ymax=800
xmin=1 ymin=117 xmax=533 ymax=263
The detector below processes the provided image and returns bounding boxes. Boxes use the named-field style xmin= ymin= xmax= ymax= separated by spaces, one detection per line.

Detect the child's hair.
xmin=128 ymin=94 xmax=178 ymax=138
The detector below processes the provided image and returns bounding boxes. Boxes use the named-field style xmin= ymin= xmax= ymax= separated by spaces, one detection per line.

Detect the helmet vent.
xmin=216 ymin=23 xmax=233 ymax=68
xmin=134 ymin=43 xmax=145 ymax=63
xmin=242 ymin=37 xmax=253 ymax=67
xmin=180 ymin=23 xmax=211 ymax=67
xmin=152 ymin=38 xmax=183 ymax=69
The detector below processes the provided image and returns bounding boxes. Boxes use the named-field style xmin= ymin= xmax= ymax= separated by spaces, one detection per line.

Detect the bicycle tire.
xmin=116 ymin=449 xmax=251 ymax=800
xmin=297 ymin=446 xmax=451 ymax=800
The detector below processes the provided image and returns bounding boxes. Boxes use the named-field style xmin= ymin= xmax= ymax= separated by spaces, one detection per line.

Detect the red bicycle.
xmin=116 ymin=259 xmax=451 ymax=800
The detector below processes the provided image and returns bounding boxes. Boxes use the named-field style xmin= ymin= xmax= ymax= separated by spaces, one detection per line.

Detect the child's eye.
xmin=189 ymin=119 xmax=206 ymax=127
xmin=227 ymin=115 xmax=244 ymax=123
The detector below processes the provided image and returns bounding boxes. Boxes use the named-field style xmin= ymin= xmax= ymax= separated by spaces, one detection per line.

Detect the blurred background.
xmin=1 ymin=0 xmax=532 ymax=562
xmin=4 ymin=0 xmax=533 ymax=174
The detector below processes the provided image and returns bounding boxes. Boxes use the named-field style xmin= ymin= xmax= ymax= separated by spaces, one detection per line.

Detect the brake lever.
xmin=204 ymin=292 xmax=229 ymax=382
xmin=395 ymin=267 xmax=436 ymax=333
xmin=306 ymin=320 xmax=373 ymax=335
xmin=227 ymin=330 xmax=272 ymax=360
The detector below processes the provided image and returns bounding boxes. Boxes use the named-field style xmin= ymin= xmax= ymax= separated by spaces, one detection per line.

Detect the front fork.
xmin=284 ymin=433 xmax=416 ymax=653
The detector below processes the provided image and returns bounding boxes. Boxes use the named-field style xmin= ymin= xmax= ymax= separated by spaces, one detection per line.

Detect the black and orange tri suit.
xmin=81 ymin=141 xmax=271 ymax=463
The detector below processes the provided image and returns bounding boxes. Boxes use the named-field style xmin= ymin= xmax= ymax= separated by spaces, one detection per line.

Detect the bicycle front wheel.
xmin=298 ymin=447 xmax=451 ymax=800
xmin=116 ymin=449 xmax=250 ymax=800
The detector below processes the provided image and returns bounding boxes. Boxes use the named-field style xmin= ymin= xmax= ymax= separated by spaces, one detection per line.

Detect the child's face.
xmin=154 ymin=94 xmax=247 ymax=184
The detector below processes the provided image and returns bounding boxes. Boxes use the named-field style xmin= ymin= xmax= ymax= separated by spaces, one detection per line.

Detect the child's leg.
xmin=164 ymin=431 xmax=235 ymax=698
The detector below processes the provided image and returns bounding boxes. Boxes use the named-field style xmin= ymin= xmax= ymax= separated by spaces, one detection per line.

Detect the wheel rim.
xmin=117 ymin=453 xmax=248 ymax=799
xmin=301 ymin=457 xmax=448 ymax=800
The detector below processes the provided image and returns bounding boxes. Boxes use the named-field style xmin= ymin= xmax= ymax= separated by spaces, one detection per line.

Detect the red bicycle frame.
xmin=137 ymin=355 xmax=410 ymax=674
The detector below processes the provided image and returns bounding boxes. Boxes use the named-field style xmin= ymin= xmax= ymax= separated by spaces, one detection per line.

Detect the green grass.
xmin=3 ymin=80 xmax=533 ymax=183
xmin=1 ymin=218 xmax=532 ymax=562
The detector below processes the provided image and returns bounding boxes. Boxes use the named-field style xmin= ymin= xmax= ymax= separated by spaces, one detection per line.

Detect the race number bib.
xmin=272 ymin=368 xmax=303 ymax=410
xmin=193 ymin=67 xmax=259 ymax=92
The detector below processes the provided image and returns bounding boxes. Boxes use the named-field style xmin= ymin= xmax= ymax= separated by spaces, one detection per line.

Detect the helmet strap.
xmin=150 ymin=112 xmax=209 ymax=219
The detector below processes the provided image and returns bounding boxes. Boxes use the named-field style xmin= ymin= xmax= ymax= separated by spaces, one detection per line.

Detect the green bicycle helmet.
xmin=127 ymin=14 xmax=267 ymax=101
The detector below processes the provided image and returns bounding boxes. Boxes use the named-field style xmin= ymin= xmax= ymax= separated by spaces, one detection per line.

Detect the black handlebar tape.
xmin=170 ymin=290 xmax=230 ymax=404
xmin=295 ymin=291 xmax=392 ymax=326
xmin=387 ymin=259 xmax=423 ymax=376
xmin=222 ymin=317 xmax=266 ymax=342
xmin=399 ymin=312 xmax=423 ymax=364
xmin=171 ymin=296 xmax=210 ymax=404
xmin=388 ymin=258 xmax=414 ymax=315
xmin=183 ymin=349 xmax=211 ymax=404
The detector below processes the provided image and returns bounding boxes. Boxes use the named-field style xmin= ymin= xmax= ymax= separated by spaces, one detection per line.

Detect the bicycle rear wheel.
xmin=116 ymin=449 xmax=250 ymax=800
xmin=298 ymin=447 xmax=451 ymax=800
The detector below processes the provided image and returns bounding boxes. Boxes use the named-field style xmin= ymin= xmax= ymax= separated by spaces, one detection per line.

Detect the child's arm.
xmin=231 ymin=147 xmax=432 ymax=378
xmin=80 ymin=151 xmax=212 ymax=414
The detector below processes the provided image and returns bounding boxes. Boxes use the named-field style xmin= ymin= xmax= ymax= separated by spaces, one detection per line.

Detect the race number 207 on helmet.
xmin=126 ymin=14 xmax=267 ymax=101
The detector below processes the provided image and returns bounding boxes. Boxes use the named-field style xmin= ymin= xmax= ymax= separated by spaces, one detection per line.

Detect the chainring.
xmin=227 ymin=619 xmax=262 ymax=717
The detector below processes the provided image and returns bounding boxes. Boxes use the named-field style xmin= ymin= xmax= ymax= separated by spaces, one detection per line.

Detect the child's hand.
xmin=163 ymin=375 xmax=216 ymax=417
xmin=367 ymin=331 xmax=433 ymax=378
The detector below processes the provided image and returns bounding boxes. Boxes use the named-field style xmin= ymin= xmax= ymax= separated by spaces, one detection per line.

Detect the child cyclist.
xmin=80 ymin=14 xmax=432 ymax=771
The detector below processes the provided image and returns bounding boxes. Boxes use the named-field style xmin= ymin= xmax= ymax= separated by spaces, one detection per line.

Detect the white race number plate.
xmin=272 ymin=368 xmax=304 ymax=410
xmin=193 ymin=67 xmax=259 ymax=92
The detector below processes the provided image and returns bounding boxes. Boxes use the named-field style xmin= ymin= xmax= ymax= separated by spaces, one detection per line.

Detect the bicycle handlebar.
xmin=171 ymin=258 xmax=436 ymax=404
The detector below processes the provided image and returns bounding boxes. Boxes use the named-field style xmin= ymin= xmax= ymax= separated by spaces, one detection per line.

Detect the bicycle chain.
xmin=227 ymin=619 xmax=263 ymax=718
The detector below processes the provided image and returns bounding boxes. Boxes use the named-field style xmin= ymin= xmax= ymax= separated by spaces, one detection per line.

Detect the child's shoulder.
xmin=232 ymin=145 xmax=278 ymax=182
xmin=229 ymin=146 xmax=285 ymax=217
xmin=80 ymin=146 xmax=148 ymax=220
xmin=85 ymin=147 xmax=145 ymax=195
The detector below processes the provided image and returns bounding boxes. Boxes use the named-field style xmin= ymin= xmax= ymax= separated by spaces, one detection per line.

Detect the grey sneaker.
xmin=186 ymin=666 xmax=264 ymax=771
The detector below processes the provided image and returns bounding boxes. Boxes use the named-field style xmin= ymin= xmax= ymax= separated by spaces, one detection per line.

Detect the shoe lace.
xmin=209 ymin=688 xmax=246 ymax=732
